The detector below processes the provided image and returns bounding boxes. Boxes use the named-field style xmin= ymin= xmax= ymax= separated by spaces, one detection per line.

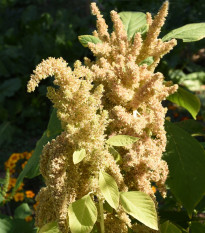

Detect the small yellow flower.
xmin=25 ymin=190 xmax=35 ymax=198
xmin=14 ymin=192 xmax=24 ymax=202
xmin=25 ymin=216 xmax=33 ymax=222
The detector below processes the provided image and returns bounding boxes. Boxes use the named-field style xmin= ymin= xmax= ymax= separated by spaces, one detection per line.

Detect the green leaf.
xmin=0 ymin=78 xmax=21 ymax=102
xmin=190 ymin=222 xmax=205 ymax=233
xmin=39 ymin=222 xmax=61 ymax=233
xmin=0 ymin=194 xmax=5 ymax=204
xmin=160 ymin=221 xmax=182 ymax=233
xmin=78 ymin=35 xmax=102 ymax=47
xmin=0 ymin=218 xmax=13 ymax=233
xmin=73 ymin=149 xmax=86 ymax=164
xmin=163 ymin=121 xmax=205 ymax=216
xmin=103 ymin=201 xmax=113 ymax=214
xmin=106 ymin=135 xmax=139 ymax=147
xmin=0 ymin=217 xmax=36 ymax=233
xmin=162 ymin=23 xmax=205 ymax=42
xmin=68 ymin=195 xmax=97 ymax=233
xmin=119 ymin=12 xmax=147 ymax=39
xmin=120 ymin=191 xmax=158 ymax=230
xmin=108 ymin=147 xmax=122 ymax=164
xmin=175 ymin=120 xmax=205 ymax=136
xmin=139 ymin=56 xmax=154 ymax=66
xmin=12 ymin=109 xmax=62 ymax=196
xmin=90 ymin=225 xmax=99 ymax=233
xmin=0 ymin=121 xmax=14 ymax=146
xmin=167 ymin=87 xmax=200 ymax=119
xmin=135 ymin=24 xmax=149 ymax=36
xmin=14 ymin=203 xmax=32 ymax=219
xmin=99 ymin=171 xmax=119 ymax=209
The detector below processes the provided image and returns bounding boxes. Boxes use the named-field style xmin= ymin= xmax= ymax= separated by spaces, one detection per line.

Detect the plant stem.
xmin=99 ymin=199 xmax=105 ymax=233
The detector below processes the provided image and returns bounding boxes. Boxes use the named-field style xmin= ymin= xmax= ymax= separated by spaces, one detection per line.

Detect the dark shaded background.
xmin=0 ymin=0 xmax=204 ymax=167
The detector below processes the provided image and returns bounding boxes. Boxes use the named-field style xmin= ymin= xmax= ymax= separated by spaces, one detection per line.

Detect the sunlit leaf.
xmin=167 ymin=87 xmax=200 ymax=119
xmin=73 ymin=149 xmax=86 ymax=164
xmin=139 ymin=57 xmax=154 ymax=66
xmin=108 ymin=147 xmax=122 ymax=164
xmin=120 ymin=191 xmax=158 ymax=230
xmin=99 ymin=171 xmax=119 ymax=209
xmin=68 ymin=195 xmax=97 ymax=233
xmin=119 ymin=12 xmax=147 ymax=39
xmin=39 ymin=222 xmax=61 ymax=233
xmin=106 ymin=135 xmax=139 ymax=147
xmin=162 ymin=23 xmax=205 ymax=42
xmin=78 ymin=35 xmax=102 ymax=47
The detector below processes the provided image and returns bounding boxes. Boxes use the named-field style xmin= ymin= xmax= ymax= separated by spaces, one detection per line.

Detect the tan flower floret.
xmin=28 ymin=2 xmax=178 ymax=232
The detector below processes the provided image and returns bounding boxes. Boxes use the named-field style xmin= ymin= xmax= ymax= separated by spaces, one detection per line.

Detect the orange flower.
xmin=14 ymin=192 xmax=24 ymax=202
xmin=25 ymin=190 xmax=35 ymax=198
xmin=25 ymin=216 xmax=33 ymax=222
xmin=21 ymin=161 xmax=27 ymax=169
xmin=8 ymin=178 xmax=17 ymax=191
xmin=17 ymin=182 xmax=24 ymax=191
xmin=33 ymin=201 xmax=39 ymax=211
xmin=152 ymin=186 xmax=157 ymax=193
xmin=26 ymin=152 xmax=32 ymax=160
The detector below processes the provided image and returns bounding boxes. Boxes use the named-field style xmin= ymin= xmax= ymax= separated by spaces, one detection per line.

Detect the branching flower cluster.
xmin=27 ymin=2 xmax=178 ymax=232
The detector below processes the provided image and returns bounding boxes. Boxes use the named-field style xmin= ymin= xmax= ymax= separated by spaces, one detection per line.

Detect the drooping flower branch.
xmin=28 ymin=2 xmax=178 ymax=232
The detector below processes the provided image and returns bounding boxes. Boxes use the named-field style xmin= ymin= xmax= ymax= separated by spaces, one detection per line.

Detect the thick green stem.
xmin=99 ymin=200 xmax=105 ymax=233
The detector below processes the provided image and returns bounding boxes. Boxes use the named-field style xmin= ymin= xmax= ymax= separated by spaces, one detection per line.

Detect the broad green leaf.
xmin=167 ymin=87 xmax=200 ymax=119
xmin=73 ymin=149 xmax=86 ymax=164
xmin=39 ymin=222 xmax=61 ymax=233
xmin=163 ymin=121 xmax=205 ymax=216
xmin=106 ymin=135 xmax=139 ymax=147
xmin=119 ymin=12 xmax=147 ymax=39
xmin=12 ymin=109 xmax=62 ymax=196
xmin=14 ymin=203 xmax=32 ymax=219
xmin=108 ymin=147 xmax=122 ymax=164
xmin=0 ymin=217 xmax=36 ymax=233
xmin=0 ymin=218 xmax=13 ymax=233
xmin=190 ymin=222 xmax=205 ymax=233
xmin=175 ymin=120 xmax=205 ymax=136
xmin=99 ymin=171 xmax=119 ymax=209
xmin=78 ymin=35 xmax=102 ymax=47
xmin=160 ymin=221 xmax=182 ymax=233
xmin=68 ymin=195 xmax=97 ymax=233
xmin=162 ymin=23 xmax=205 ymax=42
xmin=120 ymin=191 xmax=158 ymax=230
xmin=139 ymin=56 xmax=154 ymax=66
xmin=0 ymin=78 xmax=21 ymax=102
